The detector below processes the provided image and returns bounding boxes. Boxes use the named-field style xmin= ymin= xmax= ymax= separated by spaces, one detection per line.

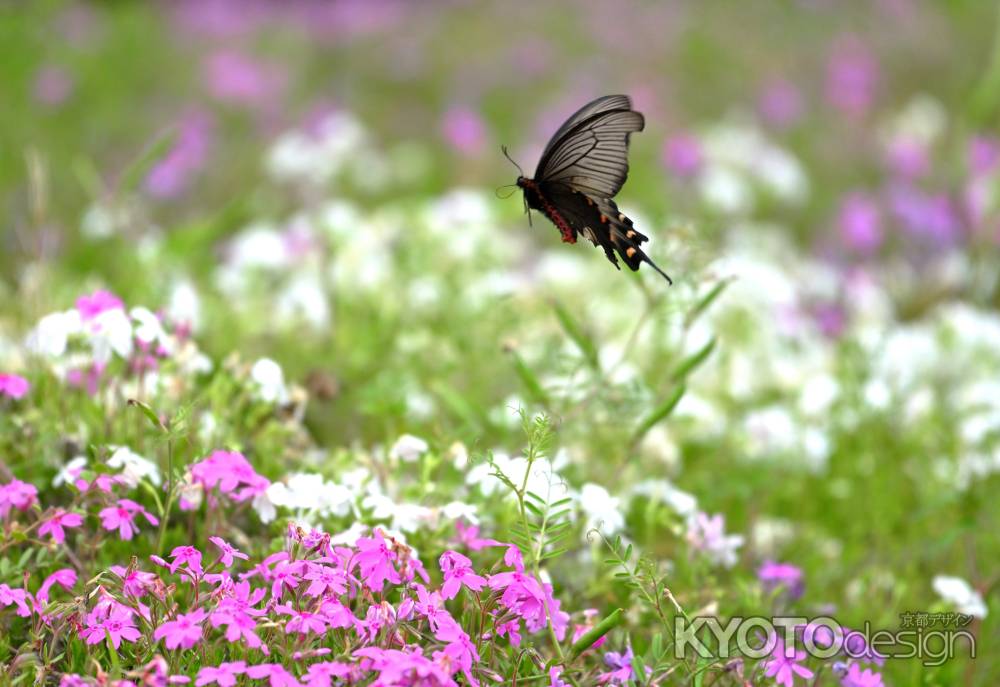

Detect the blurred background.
xmin=2 ymin=1 xmax=999 ymax=682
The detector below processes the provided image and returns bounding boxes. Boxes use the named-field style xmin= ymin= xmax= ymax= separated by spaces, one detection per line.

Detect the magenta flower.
xmin=109 ymin=565 xmax=159 ymax=598
xmin=196 ymin=661 xmax=246 ymax=687
xmin=353 ymin=529 xmax=401 ymax=592
xmin=210 ymin=536 xmax=249 ymax=567
xmin=146 ymin=109 xmax=214 ymax=199
xmin=454 ymin=520 xmax=502 ymax=551
xmin=549 ymin=666 xmax=569 ymax=687
xmin=757 ymin=78 xmax=803 ymax=129
xmin=76 ymin=290 xmax=124 ymax=321
xmin=0 ymin=479 xmax=39 ymax=518
xmin=203 ymin=50 xmax=285 ymax=107
xmin=662 ymin=133 xmax=702 ymax=179
xmin=969 ymin=135 xmax=1000 ymax=177
xmin=169 ymin=545 xmax=204 ymax=576
xmin=598 ymin=645 xmax=648 ymax=684
xmin=758 ymin=560 xmax=805 ymax=600
xmin=353 ymin=647 xmax=452 ymax=686
xmin=245 ymin=664 xmax=303 ymax=687
xmin=489 ymin=567 xmax=568 ymax=639
xmin=277 ymin=604 xmax=327 ymax=636
xmin=840 ymin=662 xmax=884 ymax=687
xmin=439 ymin=550 xmax=487 ymax=600
xmin=269 ymin=559 xmax=304 ymax=600
xmin=837 ymin=192 xmax=883 ymax=254
xmin=301 ymin=662 xmax=353 ymax=687
xmin=36 ymin=568 xmax=77 ymax=605
xmin=319 ymin=598 xmax=357 ymax=630
xmin=210 ymin=581 xmax=267 ymax=648
xmin=0 ymin=584 xmax=31 ymax=617
xmin=190 ymin=450 xmax=270 ymax=502
xmin=33 ymin=65 xmax=74 ymax=106
xmin=441 ymin=105 xmax=488 ymax=155
xmin=98 ymin=499 xmax=159 ymax=540
xmin=825 ymin=36 xmax=878 ymax=118
xmin=154 ymin=608 xmax=207 ymax=650
xmin=762 ymin=639 xmax=815 ymax=687
xmin=434 ymin=619 xmax=480 ymax=686
xmin=0 ymin=373 xmax=29 ymax=400
xmin=303 ymin=562 xmax=347 ymax=597
xmin=82 ymin=606 xmax=141 ymax=648
xmin=38 ymin=509 xmax=84 ymax=544
xmin=410 ymin=584 xmax=448 ymax=632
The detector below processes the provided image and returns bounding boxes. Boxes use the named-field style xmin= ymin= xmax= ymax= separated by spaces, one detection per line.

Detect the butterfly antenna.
xmin=501 ymin=145 xmax=524 ymax=177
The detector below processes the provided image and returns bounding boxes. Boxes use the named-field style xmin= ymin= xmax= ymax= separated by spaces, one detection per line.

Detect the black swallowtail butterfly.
xmin=507 ymin=94 xmax=672 ymax=284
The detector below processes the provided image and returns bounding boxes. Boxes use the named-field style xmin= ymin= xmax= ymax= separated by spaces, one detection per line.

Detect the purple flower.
xmin=203 ymin=50 xmax=284 ymax=107
xmin=826 ymin=36 xmax=878 ymax=118
xmin=598 ymin=645 xmax=649 ymax=684
xmin=38 ymin=509 xmax=84 ymax=544
xmin=840 ymin=662 xmax=884 ymax=687
xmin=0 ymin=479 xmax=39 ymax=518
xmin=354 ymin=647 xmax=453 ymax=686
xmin=98 ymin=499 xmax=159 ymax=540
xmin=454 ymin=520 xmax=502 ymax=551
xmin=303 ymin=562 xmax=347 ymax=597
xmin=758 ymin=78 xmax=804 ymax=129
xmin=837 ymin=192 xmax=883 ymax=254
xmin=190 ymin=450 xmax=269 ymax=502
xmin=442 ymin=105 xmax=488 ymax=155
xmin=662 ymin=133 xmax=702 ymax=179
xmin=758 ymin=560 xmax=805 ymax=600
xmin=353 ymin=529 xmax=401 ymax=592
xmin=33 ymin=66 xmax=74 ymax=106
xmin=211 ymin=580 xmax=266 ymax=648
xmin=969 ymin=135 xmax=1000 ymax=177
xmin=884 ymin=136 xmax=929 ymax=179
xmin=36 ymin=568 xmax=77 ymax=605
xmin=277 ymin=604 xmax=327 ymax=636
xmin=762 ymin=639 xmax=814 ymax=686
xmin=146 ymin=110 xmax=214 ymax=199
xmin=301 ymin=662 xmax=353 ymax=687
xmin=0 ymin=373 xmax=29 ymax=400
xmin=439 ymin=550 xmax=487 ymax=600
xmin=196 ymin=662 xmax=246 ymax=687
xmin=0 ymin=584 xmax=31 ymax=617
xmin=210 ymin=535 xmax=249 ymax=568
xmin=169 ymin=545 xmax=204 ymax=576
xmin=888 ymin=185 xmax=962 ymax=245
xmin=82 ymin=606 xmax=141 ymax=648
xmin=246 ymin=664 xmax=303 ymax=687
xmin=154 ymin=608 xmax=207 ymax=649
xmin=109 ymin=564 xmax=159 ymax=598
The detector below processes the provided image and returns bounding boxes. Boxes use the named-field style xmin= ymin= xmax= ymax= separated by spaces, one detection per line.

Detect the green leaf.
xmin=567 ymin=608 xmax=624 ymax=662
xmin=552 ymin=300 xmax=600 ymax=369
xmin=684 ymin=279 xmax=731 ymax=327
xmin=671 ymin=338 xmax=716 ymax=382
xmin=116 ymin=128 xmax=177 ymax=197
xmin=632 ymin=384 xmax=686 ymax=442
xmin=127 ymin=398 xmax=166 ymax=431
xmin=507 ymin=350 xmax=549 ymax=407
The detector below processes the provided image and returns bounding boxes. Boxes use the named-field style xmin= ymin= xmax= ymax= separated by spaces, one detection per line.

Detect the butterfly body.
xmin=512 ymin=95 xmax=672 ymax=284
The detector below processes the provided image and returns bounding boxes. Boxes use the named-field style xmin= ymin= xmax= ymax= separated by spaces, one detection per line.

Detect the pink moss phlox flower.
xmin=209 ymin=536 xmax=249 ymax=568
xmin=98 ymin=499 xmax=159 ymax=540
xmin=300 ymin=662 xmax=354 ymax=687
xmin=36 ymin=568 xmax=77 ymax=605
xmin=169 ymin=545 xmax=204 ymax=576
xmin=81 ymin=605 xmax=141 ymax=648
xmin=141 ymin=656 xmax=192 ymax=685
xmin=0 ymin=373 xmax=30 ymax=399
xmin=190 ymin=450 xmax=270 ymax=502
xmin=549 ymin=666 xmax=569 ymax=687
xmin=0 ymin=479 xmax=39 ymax=519
xmin=303 ymin=562 xmax=347 ymax=597
xmin=276 ymin=603 xmax=328 ymax=636
xmin=0 ymin=584 xmax=32 ymax=617
xmin=489 ymin=563 xmax=569 ymax=640
xmin=269 ymin=559 xmax=305 ymax=600
xmin=597 ymin=645 xmax=649 ymax=685
xmin=494 ymin=616 xmax=522 ymax=646
xmin=76 ymin=290 xmax=124 ymax=321
xmin=210 ymin=580 xmax=267 ymax=648
xmin=454 ymin=520 xmax=502 ymax=551
xmin=154 ymin=608 xmax=207 ymax=650
xmin=241 ymin=551 xmax=290 ymax=582
xmin=245 ymin=664 xmax=303 ymax=687
xmin=319 ymin=598 xmax=357 ymax=630
xmin=356 ymin=601 xmax=402 ymax=645
xmin=503 ymin=545 xmax=524 ymax=572
xmin=353 ymin=529 xmax=402 ymax=592
xmin=410 ymin=584 xmax=451 ymax=633
xmin=762 ymin=639 xmax=815 ymax=687
xmin=196 ymin=661 xmax=246 ymax=687
xmin=662 ymin=133 xmax=703 ymax=179
xmin=840 ymin=662 xmax=885 ymax=687
xmin=758 ymin=560 xmax=805 ymax=600
xmin=439 ymin=550 xmax=487 ymax=600
xmin=353 ymin=647 xmax=455 ymax=687
xmin=37 ymin=509 xmax=84 ymax=544
xmin=433 ymin=618 xmax=480 ymax=686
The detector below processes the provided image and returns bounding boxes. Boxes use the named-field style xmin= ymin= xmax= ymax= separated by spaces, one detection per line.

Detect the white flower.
xmin=130 ymin=307 xmax=172 ymax=354
xmin=579 ymin=483 xmax=624 ymax=536
xmin=26 ymin=310 xmax=81 ymax=357
xmin=442 ymin=501 xmax=478 ymax=524
xmin=87 ymin=308 xmax=134 ymax=365
xmin=933 ymin=575 xmax=988 ymax=618
xmin=53 ymin=456 xmax=88 ymax=487
xmin=252 ymin=489 xmax=277 ymax=523
xmin=276 ymin=273 xmax=330 ymax=330
xmin=107 ymin=446 xmax=161 ymax=487
xmin=698 ymin=165 xmax=753 ymax=215
xmin=330 ymin=522 xmax=368 ymax=546
xmin=167 ymin=279 xmax=201 ymax=331
xmin=389 ymin=434 xmax=429 ymax=463
xmin=630 ymin=479 xmax=698 ymax=518
xmin=251 ymin=358 xmax=289 ymax=405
